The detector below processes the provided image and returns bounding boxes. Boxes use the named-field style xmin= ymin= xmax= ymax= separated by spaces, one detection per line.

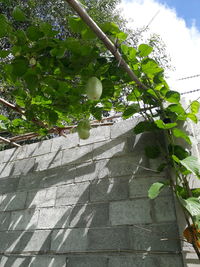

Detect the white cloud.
xmin=119 ymin=0 xmax=200 ymax=101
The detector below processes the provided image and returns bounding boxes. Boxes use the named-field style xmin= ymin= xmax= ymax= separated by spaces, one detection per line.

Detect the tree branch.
xmin=0 ymin=136 xmax=21 ymax=147
xmin=0 ymin=97 xmax=24 ymax=114
xmin=65 ymin=0 xmax=148 ymax=91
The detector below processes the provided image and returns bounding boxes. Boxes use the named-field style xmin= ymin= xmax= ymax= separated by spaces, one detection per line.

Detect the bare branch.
xmin=0 ymin=136 xmax=21 ymax=147
xmin=0 ymin=97 xmax=24 ymax=114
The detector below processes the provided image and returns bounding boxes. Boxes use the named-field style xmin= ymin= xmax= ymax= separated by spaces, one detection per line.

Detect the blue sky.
xmin=126 ymin=0 xmax=200 ymax=29
xmin=158 ymin=0 xmax=200 ymax=29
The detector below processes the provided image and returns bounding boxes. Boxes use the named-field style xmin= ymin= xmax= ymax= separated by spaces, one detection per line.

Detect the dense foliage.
xmin=0 ymin=1 xmax=200 ymax=258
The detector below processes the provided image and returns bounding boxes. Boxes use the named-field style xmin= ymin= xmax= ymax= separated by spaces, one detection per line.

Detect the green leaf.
xmin=155 ymin=120 xmax=177 ymax=129
xmin=0 ymin=50 xmax=9 ymax=58
xmin=145 ymin=145 xmax=161 ymax=159
xmin=187 ymin=113 xmax=198 ymax=123
xmin=12 ymin=7 xmax=26 ymax=21
xmin=0 ymin=115 xmax=9 ymax=121
xmin=0 ymin=14 xmax=9 ymax=38
xmin=39 ymin=22 xmax=55 ymax=37
xmin=101 ymin=22 xmax=120 ymax=34
xmin=191 ymin=100 xmax=200 ymax=114
xmin=179 ymin=156 xmax=200 ymax=178
xmin=68 ymin=16 xmax=86 ymax=33
xmin=179 ymin=197 xmax=200 ymax=216
xmin=50 ymin=47 xmax=66 ymax=58
xmin=0 ymin=122 xmax=7 ymax=130
xmin=142 ymin=59 xmax=163 ymax=76
xmin=26 ymin=26 xmax=43 ymax=41
xmin=127 ymin=89 xmax=141 ymax=101
xmin=81 ymin=28 xmax=96 ymax=40
xmin=172 ymin=128 xmax=191 ymax=144
xmin=172 ymin=154 xmax=180 ymax=164
xmin=165 ymin=91 xmax=180 ymax=103
xmin=168 ymin=144 xmax=189 ymax=160
xmin=138 ymin=44 xmax=153 ymax=57
xmin=116 ymin=31 xmax=128 ymax=42
xmin=133 ymin=121 xmax=158 ymax=134
xmin=12 ymin=58 xmax=29 ymax=76
xmin=192 ymin=188 xmax=200 ymax=198
xmin=122 ymin=104 xmax=140 ymax=119
xmin=166 ymin=104 xmax=185 ymax=115
xmin=148 ymin=182 xmax=166 ymax=199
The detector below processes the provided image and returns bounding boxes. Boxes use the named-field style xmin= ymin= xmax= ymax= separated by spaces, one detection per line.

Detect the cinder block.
xmin=9 ymin=209 xmax=39 ymax=230
xmin=41 ymin=165 xmax=76 ymax=187
xmin=26 ymin=140 xmax=52 ymax=157
xmin=75 ymin=161 xmax=97 ymax=182
xmin=69 ymin=203 xmax=109 ymax=228
xmin=11 ymin=158 xmax=35 ymax=176
xmin=129 ymin=177 xmax=170 ymax=199
xmin=56 ymin=182 xmax=90 ymax=206
xmin=18 ymin=165 xmax=75 ymax=191
xmin=152 ymin=196 xmax=176 ymax=223
xmin=2 ymin=148 xmax=17 ymax=162
xmin=51 ymin=134 xmax=79 ymax=152
xmin=0 ymin=212 xmax=11 ymax=231
xmin=108 ymin=255 xmax=183 ymax=267
xmin=90 ymin=178 xmax=128 ymax=202
xmin=38 ymin=206 xmax=71 ymax=229
xmin=93 ymin=138 xmax=127 ymax=160
xmin=0 ymin=150 xmax=5 ymax=162
xmin=106 ymin=156 xmax=148 ymax=178
xmin=26 ymin=188 xmax=57 ymax=208
xmin=66 ymin=256 xmax=108 ymax=267
xmin=0 ymin=162 xmax=14 ymax=178
xmin=129 ymin=223 xmax=181 ymax=252
xmin=14 ymin=146 xmax=27 ymax=160
xmin=0 ymin=230 xmax=51 ymax=253
xmin=62 ymin=144 xmax=93 ymax=165
xmin=51 ymin=228 xmax=88 ymax=252
xmin=18 ymin=171 xmax=46 ymax=191
xmin=110 ymin=199 xmax=152 ymax=225
xmin=0 ymin=191 xmax=27 ymax=211
xmin=0 ymin=256 xmax=31 ymax=267
xmin=79 ymin=126 xmax=110 ymax=146
xmin=108 ymin=256 xmax=153 ymax=267
xmin=96 ymin=159 xmax=110 ymax=179
xmin=34 ymin=151 xmax=62 ymax=171
xmin=29 ymin=256 xmax=66 ymax=267
xmin=88 ymin=227 xmax=129 ymax=250
xmin=0 ymin=178 xmax=20 ymax=194
xmin=110 ymin=118 xmax=141 ymax=139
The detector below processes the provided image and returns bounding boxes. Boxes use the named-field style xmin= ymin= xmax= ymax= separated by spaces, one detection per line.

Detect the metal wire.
xmin=180 ymin=88 xmax=200 ymax=95
xmin=177 ymin=74 xmax=200 ymax=81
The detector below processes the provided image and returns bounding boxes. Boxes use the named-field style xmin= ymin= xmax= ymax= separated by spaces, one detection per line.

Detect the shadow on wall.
xmin=0 ymin=127 xmax=183 ymax=267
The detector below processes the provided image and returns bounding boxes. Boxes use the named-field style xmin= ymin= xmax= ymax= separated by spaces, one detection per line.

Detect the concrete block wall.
xmin=0 ymin=118 xmax=184 ymax=266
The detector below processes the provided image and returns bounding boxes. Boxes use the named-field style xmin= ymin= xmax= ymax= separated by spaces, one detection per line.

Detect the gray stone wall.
xmin=0 ymin=119 xmax=184 ymax=266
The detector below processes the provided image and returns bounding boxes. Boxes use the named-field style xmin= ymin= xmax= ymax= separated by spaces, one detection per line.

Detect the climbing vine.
xmin=0 ymin=0 xmax=200 ymax=259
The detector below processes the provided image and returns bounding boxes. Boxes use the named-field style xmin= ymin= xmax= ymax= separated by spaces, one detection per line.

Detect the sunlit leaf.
xmin=179 ymin=156 xmax=200 ymax=178
xmin=155 ymin=119 xmax=177 ymax=129
xmin=138 ymin=44 xmax=153 ymax=57
xmin=148 ymin=182 xmax=166 ymax=199
xmin=172 ymin=128 xmax=191 ymax=144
